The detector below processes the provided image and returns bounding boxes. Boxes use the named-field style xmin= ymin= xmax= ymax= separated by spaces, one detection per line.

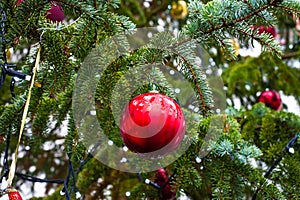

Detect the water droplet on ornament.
xmin=132 ymin=100 xmax=138 ymax=106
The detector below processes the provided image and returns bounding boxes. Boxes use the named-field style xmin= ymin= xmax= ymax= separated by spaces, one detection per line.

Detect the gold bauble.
xmin=170 ymin=0 xmax=188 ymax=19
xmin=232 ymin=39 xmax=240 ymax=56
xmin=220 ymin=39 xmax=240 ymax=58
xmin=6 ymin=48 xmax=11 ymax=62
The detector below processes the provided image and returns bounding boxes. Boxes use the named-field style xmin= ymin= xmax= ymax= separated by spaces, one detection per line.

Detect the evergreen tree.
xmin=0 ymin=0 xmax=299 ymax=199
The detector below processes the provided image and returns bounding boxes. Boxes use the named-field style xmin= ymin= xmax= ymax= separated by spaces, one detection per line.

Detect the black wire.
xmin=138 ymin=168 xmax=178 ymax=192
xmin=15 ymin=172 xmax=64 ymax=184
xmin=63 ymin=181 xmax=70 ymax=200
xmin=0 ymin=9 xmax=27 ymax=95
xmin=252 ymin=134 xmax=299 ymax=200
xmin=0 ymin=125 xmax=11 ymax=183
xmin=0 ymin=127 xmax=79 ymax=199
xmin=0 ymin=9 xmax=7 ymax=90
xmin=0 ymin=65 xmax=6 ymax=90
xmin=75 ymin=140 xmax=102 ymax=176
xmin=158 ymin=168 xmax=177 ymax=194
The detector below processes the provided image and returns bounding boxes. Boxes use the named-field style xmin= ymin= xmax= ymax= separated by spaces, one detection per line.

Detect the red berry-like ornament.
xmin=46 ymin=1 xmax=65 ymax=22
xmin=258 ymin=89 xmax=282 ymax=111
xmin=155 ymin=168 xmax=176 ymax=200
xmin=256 ymin=26 xmax=276 ymax=38
xmin=16 ymin=0 xmax=23 ymax=5
xmin=7 ymin=189 xmax=23 ymax=200
xmin=16 ymin=0 xmax=64 ymax=22
xmin=119 ymin=92 xmax=186 ymax=157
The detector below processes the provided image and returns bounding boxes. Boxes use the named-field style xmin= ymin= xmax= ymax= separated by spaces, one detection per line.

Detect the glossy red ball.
xmin=258 ymin=89 xmax=282 ymax=111
xmin=7 ymin=189 xmax=23 ymax=200
xmin=119 ymin=92 xmax=186 ymax=157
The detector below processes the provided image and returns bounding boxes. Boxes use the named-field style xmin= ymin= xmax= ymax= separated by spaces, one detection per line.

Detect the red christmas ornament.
xmin=16 ymin=0 xmax=23 ymax=5
xmin=155 ymin=168 xmax=176 ymax=200
xmin=258 ymin=89 xmax=282 ymax=111
xmin=46 ymin=1 xmax=65 ymax=22
xmin=7 ymin=189 xmax=23 ymax=200
xmin=119 ymin=92 xmax=186 ymax=157
xmin=255 ymin=26 xmax=276 ymax=38
xmin=16 ymin=1 xmax=64 ymax=22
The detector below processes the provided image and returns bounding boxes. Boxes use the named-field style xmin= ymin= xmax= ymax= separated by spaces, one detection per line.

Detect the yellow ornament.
xmin=170 ymin=0 xmax=188 ymax=19
xmin=220 ymin=39 xmax=240 ymax=58
xmin=6 ymin=48 xmax=11 ymax=62
xmin=231 ymin=39 xmax=240 ymax=57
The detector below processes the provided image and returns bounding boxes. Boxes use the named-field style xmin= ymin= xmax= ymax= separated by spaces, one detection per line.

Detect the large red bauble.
xmin=258 ymin=89 xmax=282 ymax=111
xmin=119 ymin=92 xmax=186 ymax=156
xmin=7 ymin=189 xmax=23 ymax=200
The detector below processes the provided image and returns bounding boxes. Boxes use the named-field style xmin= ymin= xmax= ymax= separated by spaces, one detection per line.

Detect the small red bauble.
xmin=16 ymin=1 xmax=64 ymax=22
xmin=119 ymin=92 xmax=186 ymax=157
xmin=16 ymin=0 xmax=23 ymax=5
xmin=155 ymin=168 xmax=176 ymax=200
xmin=46 ymin=1 xmax=65 ymax=22
xmin=7 ymin=189 xmax=23 ymax=200
xmin=258 ymin=89 xmax=282 ymax=111
xmin=256 ymin=26 xmax=276 ymax=38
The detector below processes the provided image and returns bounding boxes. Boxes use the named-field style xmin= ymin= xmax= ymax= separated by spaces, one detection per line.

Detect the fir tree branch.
xmin=235 ymin=27 xmax=282 ymax=56
xmin=177 ymin=52 xmax=212 ymax=115
xmin=185 ymin=0 xmax=300 ymax=57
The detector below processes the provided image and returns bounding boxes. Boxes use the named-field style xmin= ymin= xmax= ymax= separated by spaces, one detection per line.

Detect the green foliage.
xmin=222 ymin=52 xmax=300 ymax=108
xmin=184 ymin=0 xmax=296 ymax=58
xmin=0 ymin=0 xmax=300 ymax=199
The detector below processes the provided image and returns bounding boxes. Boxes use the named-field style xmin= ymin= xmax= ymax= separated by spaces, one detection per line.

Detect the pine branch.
xmin=147 ymin=32 xmax=214 ymax=116
xmin=185 ymin=0 xmax=300 ymax=57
